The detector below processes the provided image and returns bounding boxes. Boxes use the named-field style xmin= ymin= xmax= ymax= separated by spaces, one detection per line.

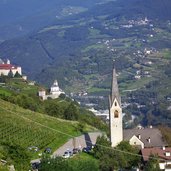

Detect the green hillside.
xmin=0 ymin=78 xmax=108 ymax=170
xmin=0 ymin=98 xmax=96 ymax=154
xmin=0 ymin=79 xmax=99 ymax=158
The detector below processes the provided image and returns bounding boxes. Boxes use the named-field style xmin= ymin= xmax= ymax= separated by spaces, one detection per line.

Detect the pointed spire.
xmin=110 ymin=66 xmax=121 ymax=106
xmin=53 ymin=80 xmax=58 ymax=86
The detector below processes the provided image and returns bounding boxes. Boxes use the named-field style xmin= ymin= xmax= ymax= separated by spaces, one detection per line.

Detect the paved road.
xmin=53 ymin=132 xmax=102 ymax=157
xmin=31 ymin=132 xmax=102 ymax=163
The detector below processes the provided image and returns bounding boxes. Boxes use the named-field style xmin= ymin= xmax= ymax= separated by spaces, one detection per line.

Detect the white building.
xmin=109 ymin=67 xmax=123 ymax=147
xmin=50 ymin=80 xmax=60 ymax=95
xmin=38 ymin=80 xmax=65 ymax=100
xmin=0 ymin=59 xmax=22 ymax=76
xmin=109 ymin=67 xmax=166 ymax=148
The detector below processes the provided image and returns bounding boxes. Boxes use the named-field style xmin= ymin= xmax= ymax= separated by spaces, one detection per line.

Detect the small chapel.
xmin=109 ymin=67 xmax=167 ymax=148
xmin=38 ymin=80 xmax=65 ymax=100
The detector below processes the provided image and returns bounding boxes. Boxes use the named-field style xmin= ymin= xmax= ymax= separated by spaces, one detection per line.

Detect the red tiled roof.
xmin=0 ymin=64 xmax=17 ymax=70
xmin=141 ymin=147 xmax=171 ymax=161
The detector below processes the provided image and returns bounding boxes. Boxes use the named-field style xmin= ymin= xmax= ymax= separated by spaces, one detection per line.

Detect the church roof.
xmin=109 ymin=67 xmax=121 ymax=107
xmin=0 ymin=64 xmax=18 ymax=70
xmin=123 ymin=128 xmax=167 ymax=148
xmin=51 ymin=80 xmax=59 ymax=88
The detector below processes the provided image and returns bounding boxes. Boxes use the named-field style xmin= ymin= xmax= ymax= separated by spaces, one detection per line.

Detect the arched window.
xmin=114 ymin=110 xmax=119 ymax=118
xmin=115 ymin=102 xmax=117 ymax=106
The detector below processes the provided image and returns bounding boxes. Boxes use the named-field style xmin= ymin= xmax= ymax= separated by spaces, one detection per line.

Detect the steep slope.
xmin=0 ymin=98 xmax=96 ymax=156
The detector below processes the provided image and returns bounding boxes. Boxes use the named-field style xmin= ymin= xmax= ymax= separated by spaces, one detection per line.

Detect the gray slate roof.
xmin=123 ymin=128 xmax=167 ymax=148
xmin=109 ymin=68 xmax=121 ymax=107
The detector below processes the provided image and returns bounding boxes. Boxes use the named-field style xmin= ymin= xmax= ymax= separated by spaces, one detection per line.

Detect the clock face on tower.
xmin=114 ymin=110 xmax=119 ymax=118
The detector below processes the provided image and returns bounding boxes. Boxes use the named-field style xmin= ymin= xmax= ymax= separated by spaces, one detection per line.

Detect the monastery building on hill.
xmin=0 ymin=59 xmax=22 ymax=76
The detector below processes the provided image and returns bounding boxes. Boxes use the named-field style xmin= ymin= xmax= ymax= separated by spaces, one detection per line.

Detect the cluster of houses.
xmin=121 ymin=17 xmax=150 ymax=29
xmin=124 ymin=126 xmax=171 ymax=170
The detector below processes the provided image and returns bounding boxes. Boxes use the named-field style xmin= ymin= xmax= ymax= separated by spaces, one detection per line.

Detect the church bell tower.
xmin=109 ymin=67 xmax=123 ymax=147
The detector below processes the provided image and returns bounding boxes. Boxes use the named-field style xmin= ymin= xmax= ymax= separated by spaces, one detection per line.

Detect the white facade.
xmin=109 ymin=68 xmax=123 ymax=147
xmin=129 ymin=135 xmax=144 ymax=149
xmin=22 ymin=75 xmax=27 ymax=80
xmin=159 ymin=161 xmax=171 ymax=170
xmin=109 ymin=98 xmax=123 ymax=147
xmin=38 ymin=80 xmax=65 ymax=100
xmin=50 ymin=80 xmax=60 ymax=95
xmin=0 ymin=66 xmax=22 ymax=76
xmin=38 ymin=90 xmax=46 ymax=97
xmin=0 ymin=59 xmax=22 ymax=76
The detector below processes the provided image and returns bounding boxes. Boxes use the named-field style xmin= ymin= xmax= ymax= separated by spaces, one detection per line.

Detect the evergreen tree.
xmin=8 ymin=70 xmax=13 ymax=78
xmin=144 ymin=154 xmax=160 ymax=171
xmin=64 ymin=103 xmax=79 ymax=120
xmin=40 ymin=156 xmax=98 ymax=171
xmin=94 ymin=137 xmax=140 ymax=171
xmin=116 ymin=141 xmax=140 ymax=169
xmin=14 ymin=71 xmax=21 ymax=78
xmin=40 ymin=157 xmax=70 ymax=171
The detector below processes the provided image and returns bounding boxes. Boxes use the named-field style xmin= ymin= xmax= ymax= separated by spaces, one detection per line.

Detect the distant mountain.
xmin=0 ymin=0 xmax=171 ymax=79
xmin=1 ymin=0 xmax=171 ymax=127
xmin=0 ymin=0 xmax=110 ymax=41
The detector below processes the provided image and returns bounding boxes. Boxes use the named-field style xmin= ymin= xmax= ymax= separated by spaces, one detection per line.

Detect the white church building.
xmin=38 ymin=80 xmax=65 ymax=100
xmin=109 ymin=67 xmax=167 ymax=148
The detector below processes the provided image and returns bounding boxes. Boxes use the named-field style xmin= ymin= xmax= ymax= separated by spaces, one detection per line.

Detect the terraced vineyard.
xmin=0 ymin=99 xmax=96 ymax=157
xmin=0 ymin=113 xmax=56 ymax=149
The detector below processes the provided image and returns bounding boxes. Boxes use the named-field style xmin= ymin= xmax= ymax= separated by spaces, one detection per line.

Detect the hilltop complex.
xmin=0 ymin=59 xmax=22 ymax=76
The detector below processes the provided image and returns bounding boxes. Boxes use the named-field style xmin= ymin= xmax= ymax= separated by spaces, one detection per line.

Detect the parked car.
xmin=82 ymin=146 xmax=92 ymax=153
xmin=31 ymin=162 xmax=40 ymax=170
xmin=44 ymin=147 xmax=52 ymax=154
xmin=28 ymin=146 xmax=39 ymax=152
xmin=91 ymin=144 xmax=96 ymax=149
xmin=73 ymin=148 xmax=81 ymax=154
xmin=63 ymin=150 xmax=73 ymax=158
